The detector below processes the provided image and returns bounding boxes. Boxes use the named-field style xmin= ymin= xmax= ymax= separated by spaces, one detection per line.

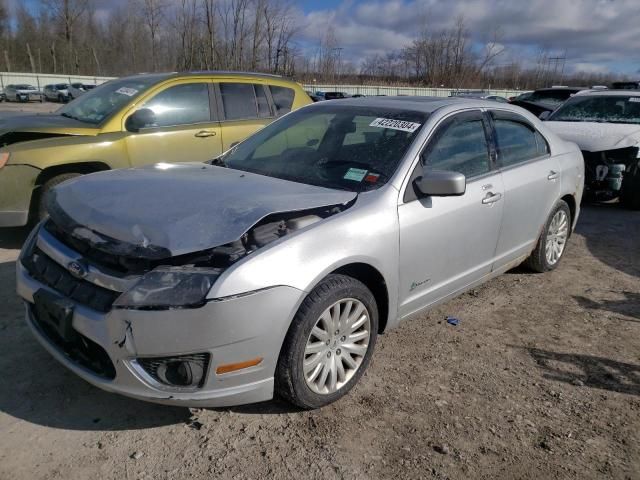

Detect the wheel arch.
xmin=31 ymin=161 xmax=111 ymax=217
xmin=329 ymin=262 xmax=390 ymax=334
xmin=560 ymin=193 xmax=576 ymax=236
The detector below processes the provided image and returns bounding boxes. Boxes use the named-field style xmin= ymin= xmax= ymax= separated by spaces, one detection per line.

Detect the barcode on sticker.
xmin=369 ymin=118 xmax=422 ymax=133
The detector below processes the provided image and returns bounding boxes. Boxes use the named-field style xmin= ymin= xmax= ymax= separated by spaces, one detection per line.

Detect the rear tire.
xmin=275 ymin=274 xmax=378 ymax=409
xmin=37 ymin=173 xmax=82 ymax=220
xmin=526 ymin=200 xmax=571 ymax=273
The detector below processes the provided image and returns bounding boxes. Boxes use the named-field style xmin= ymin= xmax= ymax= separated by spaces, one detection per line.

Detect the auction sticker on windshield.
xmin=115 ymin=87 xmax=138 ymax=96
xmin=369 ymin=118 xmax=422 ymax=133
xmin=344 ymin=168 xmax=368 ymax=181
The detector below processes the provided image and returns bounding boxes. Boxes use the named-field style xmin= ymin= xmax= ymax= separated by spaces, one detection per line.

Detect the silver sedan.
xmin=17 ymin=97 xmax=584 ymax=409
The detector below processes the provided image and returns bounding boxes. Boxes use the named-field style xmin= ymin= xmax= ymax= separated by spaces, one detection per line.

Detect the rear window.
xmin=269 ymin=86 xmax=295 ymax=115
xmin=219 ymin=83 xmax=274 ymax=120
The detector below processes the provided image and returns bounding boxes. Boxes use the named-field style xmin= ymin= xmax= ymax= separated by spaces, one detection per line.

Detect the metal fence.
xmin=0 ymin=72 xmax=524 ymax=99
xmin=0 ymin=72 xmax=115 ymax=89
xmin=304 ymin=84 xmax=523 ymax=99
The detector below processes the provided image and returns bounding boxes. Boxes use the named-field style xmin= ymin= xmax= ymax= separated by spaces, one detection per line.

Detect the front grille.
xmin=45 ymin=221 xmax=157 ymax=274
xmin=30 ymin=304 xmax=116 ymax=379
xmin=22 ymin=247 xmax=120 ymax=313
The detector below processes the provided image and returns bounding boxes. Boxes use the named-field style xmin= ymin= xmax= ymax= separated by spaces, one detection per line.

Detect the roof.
xmin=118 ymin=71 xmax=289 ymax=83
xmin=319 ymin=95 xmax=505 ymax=114
xmin=574 ymin=89 xmax=640 ymax=97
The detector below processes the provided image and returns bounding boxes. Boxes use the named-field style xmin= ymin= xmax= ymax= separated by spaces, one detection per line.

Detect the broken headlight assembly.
xmin=113 ymin=267 xmax=222 ymax=310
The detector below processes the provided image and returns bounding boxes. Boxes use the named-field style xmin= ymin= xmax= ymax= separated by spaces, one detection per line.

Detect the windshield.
xmin=57 ymin=76 xmax=163 ymax=125
xmin=549 ymin=96 xmax=640 ymax=124
xmin=222 ymin=105 xmax=427 ymax=192
xmin=527 ymin=90 xmax=578 ymax=106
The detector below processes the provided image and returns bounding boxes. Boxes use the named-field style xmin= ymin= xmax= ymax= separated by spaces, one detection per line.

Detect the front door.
xmin=398 ymin=110 xmax=504 ymax=318
xmin=125 ymin=82 xmax=222 ymax=166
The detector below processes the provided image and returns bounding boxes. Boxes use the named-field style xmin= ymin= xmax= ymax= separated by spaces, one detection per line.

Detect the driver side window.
xmin=138 ymin=83 xmax=211 ymax=127
xmin=421 ymin=116 xmax=491 ymax=178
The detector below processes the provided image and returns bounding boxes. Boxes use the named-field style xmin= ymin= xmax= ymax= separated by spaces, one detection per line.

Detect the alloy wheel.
xmin=545 ymin=209 xmax=569 ymax=265
xmin=303 ymin=298 xmax=371 ymax=395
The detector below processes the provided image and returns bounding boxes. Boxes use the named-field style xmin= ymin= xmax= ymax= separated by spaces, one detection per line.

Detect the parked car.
xmin=0 ymin=72 xmax=312 ymax=227
xmin=43 ymin=83 xmax=71 ymax=102
xmin=611 ymin=81 xmax=640 ymax=90
xmin=1 ymin=84 xmax=43 ymax=102
xmin=16 ymin=96 xmax=583 ymax=409
xmin=452 ymin=92 xmax=509 ymax=103
xmin=510 ymin=87 xmax=587 ymax=116
xmin=68 ymin=82 xmax=96 ymax=99
xmin=305 ymin=90 xmax=323 ymax=102
xmin=543 ymin=90 xmax=640 ymax=208
xmin=324 ymin=91 xmax=351 ymax=100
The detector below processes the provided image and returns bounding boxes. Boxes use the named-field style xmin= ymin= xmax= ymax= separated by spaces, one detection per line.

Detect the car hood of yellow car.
xmin=0 ymin=113 xmax=100 ymax=138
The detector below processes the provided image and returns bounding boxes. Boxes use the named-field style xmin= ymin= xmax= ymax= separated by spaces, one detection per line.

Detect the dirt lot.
xmin=0 ymin=204 xmax=637 ymax=480
xmin=0 ymin=100 xmax=58 ymax=116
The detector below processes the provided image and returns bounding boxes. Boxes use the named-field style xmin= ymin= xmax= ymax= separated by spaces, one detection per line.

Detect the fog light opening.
xmin=137 ymin=353 xmax=210 ymax=388
xmin=157 ymin=360 xmax=204 ymax=387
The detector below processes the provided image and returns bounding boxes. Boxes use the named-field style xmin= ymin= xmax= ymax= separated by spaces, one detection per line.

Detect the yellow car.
xmin=0 ymin=72 xmax=311 ymax=227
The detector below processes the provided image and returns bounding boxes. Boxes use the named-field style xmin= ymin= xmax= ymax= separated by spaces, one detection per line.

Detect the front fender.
xmin=207 ymin=189 xmax=401 ymax=325
xmin=5 ymin=132 xmax=130 ymax=171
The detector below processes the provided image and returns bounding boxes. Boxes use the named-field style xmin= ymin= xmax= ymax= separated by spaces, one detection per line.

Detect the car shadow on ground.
xmin=576 ymin=203 xmax=640 ymax=279
xmin=573 ymin=292 xmax=640 ymax=322
xmin=0 ymin=226 xmax=31 ymax=250
xmin=525 ymin=347 xmax=640 ymax=396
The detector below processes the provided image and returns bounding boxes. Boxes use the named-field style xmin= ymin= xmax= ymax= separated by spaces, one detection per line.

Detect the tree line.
xmin=0 ymin=1 xmax=628 ymax=90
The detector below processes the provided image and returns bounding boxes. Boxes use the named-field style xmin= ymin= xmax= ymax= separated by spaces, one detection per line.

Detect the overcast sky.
xmin=296 ymin=0 xmax=639 ymax=75
xmin=13 ymin=0 xmax=640 ymax=75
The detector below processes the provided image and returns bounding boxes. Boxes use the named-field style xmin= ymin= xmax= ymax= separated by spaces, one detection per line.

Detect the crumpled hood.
xmin=48 ymin=163 xmax=357 ymax=259
xmin=545 ymin=121 xmax=640 ymax=152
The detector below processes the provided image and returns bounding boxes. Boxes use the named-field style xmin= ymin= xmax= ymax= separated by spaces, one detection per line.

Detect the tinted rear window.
xmin=269 ymin=86 xmax=295 ymax=115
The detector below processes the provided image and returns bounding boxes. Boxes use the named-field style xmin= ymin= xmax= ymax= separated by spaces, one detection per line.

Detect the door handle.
xmin=547 ymin=170 xmax=559 ymax=180
xmin=482 ymin=192 xmax=503 ymax=205
xmin=195 ymin=130 xmax=217 ymax=138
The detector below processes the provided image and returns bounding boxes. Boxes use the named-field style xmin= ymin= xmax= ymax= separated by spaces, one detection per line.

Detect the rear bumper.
xmin=17 ymin=259 xmax=305 ymax=407
xmin=0 ymin=164 xmax=40 ymax=227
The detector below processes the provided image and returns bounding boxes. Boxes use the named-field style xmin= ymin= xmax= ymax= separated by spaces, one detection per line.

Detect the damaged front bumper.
xmin=16 ymin=225 xmax=305 ymax=407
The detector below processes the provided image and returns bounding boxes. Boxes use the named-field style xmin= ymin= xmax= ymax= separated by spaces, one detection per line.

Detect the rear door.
xmin=487 ymin=110 xmax=560 ymax=266
xmin=398 ymin=110 xmax=505 ymax=316
xmin=214 ymin=82 xmax=277 ymax=151
xmin=125 ymin=81 xmax=222 ymax=166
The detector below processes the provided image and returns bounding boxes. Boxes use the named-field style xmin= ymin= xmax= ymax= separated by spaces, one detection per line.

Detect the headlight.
xmin=113 ymin=267 xmax=222 ymax=310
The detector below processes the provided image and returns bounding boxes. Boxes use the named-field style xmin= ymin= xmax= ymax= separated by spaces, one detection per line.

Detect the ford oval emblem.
xmin=67 ymin=261 xmax=87 ymax=279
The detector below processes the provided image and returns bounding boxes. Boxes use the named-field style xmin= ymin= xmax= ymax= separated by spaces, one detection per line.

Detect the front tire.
xmin=275 ymin=274 xmax=378 ymax=409
xmin=526 ymin=200 xmax=571 ymax=272
xmin=37 ymin=173 xmax=82 ymax=220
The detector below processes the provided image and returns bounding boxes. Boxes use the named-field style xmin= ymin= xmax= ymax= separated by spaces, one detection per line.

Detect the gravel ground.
xmin=0 ymin=101 xmax=59 ymax=117
xmin=0 ymin=204 xmax=638 ymax=480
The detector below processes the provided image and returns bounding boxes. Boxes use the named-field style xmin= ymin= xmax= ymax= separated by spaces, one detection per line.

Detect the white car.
xmin=68 ymin=83 xmax=96 ymax=99
xmin=543 ymin=90 xmax=640 ymax=208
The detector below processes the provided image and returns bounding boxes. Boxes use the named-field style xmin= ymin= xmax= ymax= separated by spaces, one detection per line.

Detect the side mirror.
xmin=125 ymin=108 xmax=156 ymax=132
xmin=538 ymin=111 xmax=551 ymax=121
xmin=414 ymin=169 xmax=466 ymax=197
